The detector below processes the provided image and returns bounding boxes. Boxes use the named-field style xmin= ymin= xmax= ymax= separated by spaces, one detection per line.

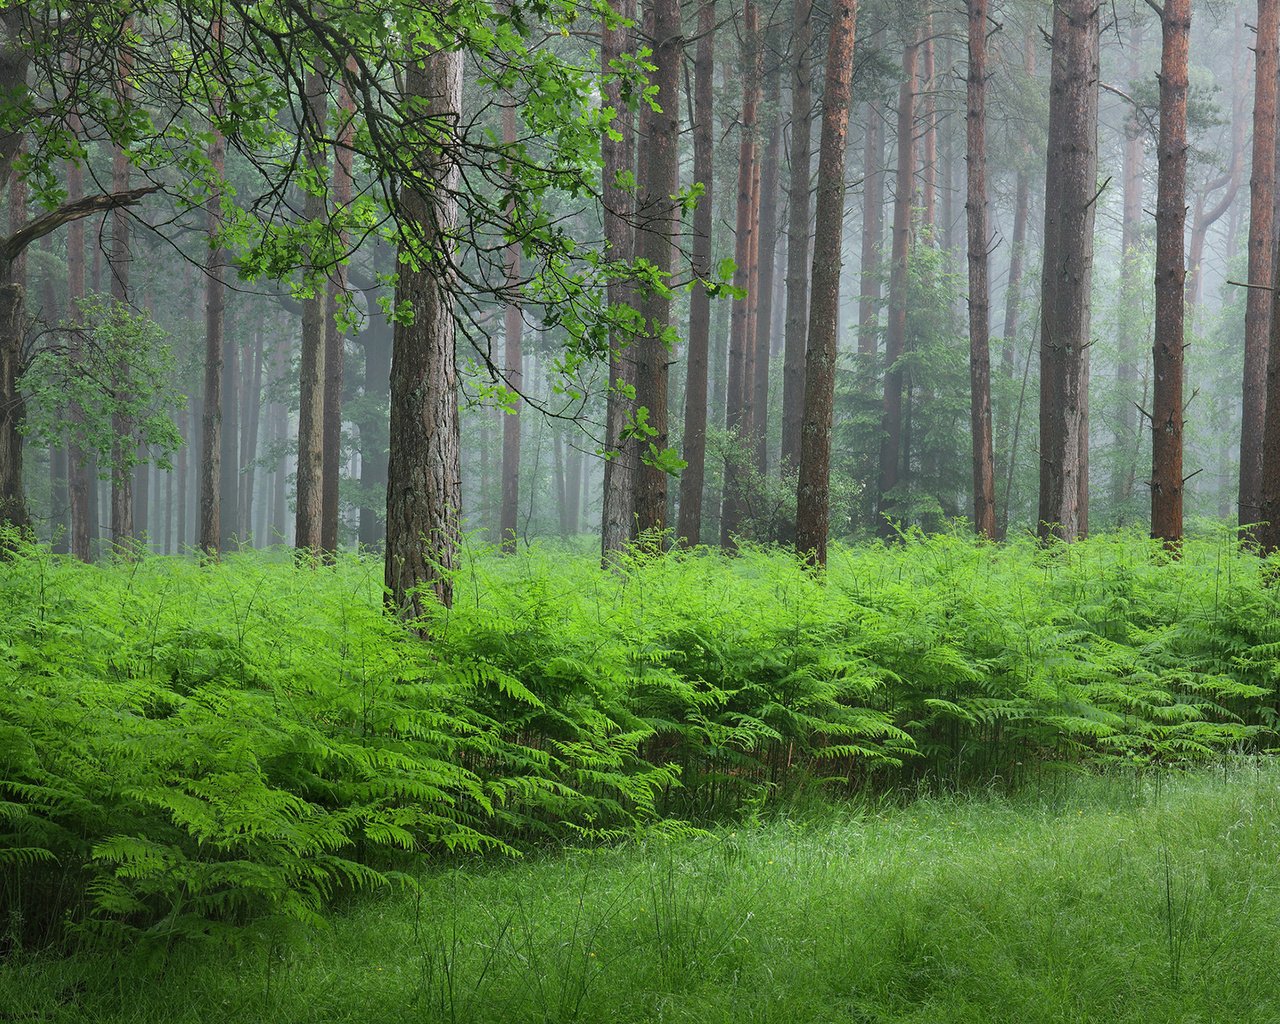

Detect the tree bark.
xmin=966 ymin=0 xmax=995 ymax=540
xmin=858 ymin=80 xmax=885 ymax=359
xmin=1037 ymin=0 xmax=1099 ymax=542
xmin=920 ymin=23 xmax=937 ymax=235
xmin=1150 ymin=0 xmax=1190 ymax=546
xmin=385 ymin=51 xmax=463 ymax=619
xmin=676 ymin=0 xmax=716 ymax=547
xmin=1243 ymin=0 xmax=1278 ymax=530
xmin=794 ymin=0 xmax=859 ymax=566
xmin=0 ymin=278 xmax=25 ymax=531
xmin=876 ymin=38 xmax=918 ymax=538
xmin=778 ymin=0 xmax=813 ymax=478
xmin=108 ymin=132 xmax=133 ymax=549
xmin=632 ymin=0 xmax=682 ymax=540
xmin=751 ymin=66 xmax=782 ymax=475
xmin=600 ymin=0 xmax=638 ymax=561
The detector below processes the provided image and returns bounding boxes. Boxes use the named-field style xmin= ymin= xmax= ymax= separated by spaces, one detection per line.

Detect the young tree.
xmin=1037 ymin=0 xmax=1099 ymax=542
xmin=1150 ymin=0 xmax=1191 ymax=545
xmin=794 ymin=0 xmax=859 ymax=566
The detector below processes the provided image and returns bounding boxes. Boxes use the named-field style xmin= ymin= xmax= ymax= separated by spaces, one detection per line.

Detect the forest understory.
xmin=3 ymin=526 xmax=1280 ymax=1020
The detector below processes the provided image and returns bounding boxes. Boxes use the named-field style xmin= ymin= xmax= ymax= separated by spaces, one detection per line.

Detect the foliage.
xmin=1 ymin=528 xmax=1277 ymax=950
xmin=10 ymin=767 xmax=1280 ymax=1023
xmin=21 ymin=295 xmax=185 ymax=475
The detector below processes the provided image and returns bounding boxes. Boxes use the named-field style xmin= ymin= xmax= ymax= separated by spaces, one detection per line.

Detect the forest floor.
xmin=7 ymin=765 xmax=1280 ymax=1024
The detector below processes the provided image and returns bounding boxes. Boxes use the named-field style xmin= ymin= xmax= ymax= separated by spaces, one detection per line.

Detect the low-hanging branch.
xmin=0 ymin=185 xmax=159 ymax=265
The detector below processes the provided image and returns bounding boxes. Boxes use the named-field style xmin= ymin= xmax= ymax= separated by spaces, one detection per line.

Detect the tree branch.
xmin=0 ymin=185 xmax=159 ymax=264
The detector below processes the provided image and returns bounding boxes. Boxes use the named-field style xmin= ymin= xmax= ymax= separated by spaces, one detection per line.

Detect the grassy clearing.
xmin=7 ymin=764 xmax=1280 ymax=1024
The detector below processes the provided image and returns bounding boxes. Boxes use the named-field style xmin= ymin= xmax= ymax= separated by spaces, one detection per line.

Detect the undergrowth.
xmin=1 ymin=526 xmax=1277 ymax=949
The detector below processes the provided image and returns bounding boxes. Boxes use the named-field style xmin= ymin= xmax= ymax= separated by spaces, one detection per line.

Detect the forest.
xmin=6 ymin=0 xmax=1280 ymax=1020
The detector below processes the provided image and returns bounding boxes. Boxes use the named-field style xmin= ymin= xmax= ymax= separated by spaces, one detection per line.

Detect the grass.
xmin=7 ymin=762 xmax=1280 ymax=1024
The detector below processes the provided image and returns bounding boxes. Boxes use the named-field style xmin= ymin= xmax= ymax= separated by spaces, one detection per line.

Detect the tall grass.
xmin=6 ymin=765 xmax=1280 ymax=1023
xmin=1 ymin=526 xmax=1277 ymax=946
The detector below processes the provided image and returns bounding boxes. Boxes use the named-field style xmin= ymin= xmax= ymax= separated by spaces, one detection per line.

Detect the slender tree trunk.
xmin=920 ymin=23 xmax=937 ymax=235
xmin=858 ymin=81 xmax=885 ymax=359
xmin=176 ymin=403 xmax=188 ymax=552
xmin=794 ymin=0 xmax=859 ymax=566
xmin=357 ymin=314 xmax=391 ymax=550
xmin=1243 ymin=0 xmax=1278 ymax=530
xmin=600 ymin=0 xmax=638 ymax=561
xmin=966 ymin=0 xmax=995 ymax=539
xmin=1037 ymin=0 xmax=1099 ymax=542
xmin=198 ymin=44 xmax=226 ymax=555
xmin=295 ymin=70 xmax=328 ymax=554
xmin=321 ymin=77 xmax=355 ymax=555
xmin=1151 ymin=0 xmax=1190 ymax=545
xmin=876 ymin=39 xmax=919 ymax=538
xmin=778 ymin=0 xmax=813 ymax=478
xmin=1114 ymin=24 xmax=1145 ymax=516
xmin=751 ymin=66 xmax=782 ymax=475
xmin=219 ymin=312 xmax=238 ymax=547
xmin=499 ymin=103 xmax=523 ymax=553
xmin=633 ymin=0 xmax=682 ymax=540
xmin=0 ymin=277 xmax=25 ymax=531
xmin=720 ymin=2 xmax=760 ymax=546
xmin=385 ymin=52 xmax=463 ymax=619
xmin=677 ymin=0 xmax=716 ymax=547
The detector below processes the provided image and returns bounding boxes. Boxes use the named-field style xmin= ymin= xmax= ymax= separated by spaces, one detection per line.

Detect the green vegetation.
xmin=2 ymin=527 xmax=1278 ymax=953
xmin=7 ymin=766 xmax=1280 ymax=1023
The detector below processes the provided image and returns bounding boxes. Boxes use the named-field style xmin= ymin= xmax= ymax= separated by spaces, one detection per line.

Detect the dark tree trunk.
xmin=295 ymin=70 xmax=328 ymax=554
xmin=0 ymin=278 xmax=26 ymax=530
xmin=778 ymin=0 xmax=812 ymax=478
xmin=632 ymin=0 xmax=682 ymax=540
xmin=793 ymin=0 xmax=859 ymax=566
xmin=600 ymin=0 xmax=638 ymax=561
xmin=677 ymin=0 xmax=716 ymax=547
xmin=1243 ymin=0 xmax=1277 ymax=530
xmin=385 ymin=52 xmax=463 ymax=619
xmin=1037 ymin=0 xmax=1099 ymax=542
xmin=966 ymin=0 xmax=995 ymax=540
xmin=876 ymin=39 xmax=918 ymax=538
xmin=499 ymin=103 xmax=523 ymax=553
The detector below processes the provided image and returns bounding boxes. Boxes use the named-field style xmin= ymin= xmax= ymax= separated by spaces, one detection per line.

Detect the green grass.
xmin=8 ymin=764 xmax=1280 ymax=1023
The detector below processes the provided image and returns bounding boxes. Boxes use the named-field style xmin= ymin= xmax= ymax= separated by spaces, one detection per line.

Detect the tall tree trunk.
xmin=600 ymin=0 xmax=638 ymax=561
xmin=198 ymin=40 xmax=226 ymax=555
xmin=778 ymin=0 xmax=813 ymax=478
xmin=920 ymin=23 xmax=937 ymax=235
xmin=357 ymin=312 xmax=391 ymax=550
xmin=0 ymin=277 xmax=25 ymax=531
xmin=499 ymin=103 xmax=523 ymax=553
xmin=632 ymin=0 xmax=682 ymax=540
xmin=321 ymin=77 xmax=355 ymax=555
xmin=876 ymin=38 xmax=919 ymax=538
xmin=677 ymin=0 xmax=716 ymax=547
xmin=966 ymin=0 xmax=995 ymax=539
xmin=295 ymin=70 xmax=328 ymax=554
xmin=1151 ymin=0 xmax=1190 ymax=545
xmin=385 ymin=52 xmax=463 ymax=619
xmin=66 ymin=156 xmax=91 ymax=559
xmin=720 ymin=1 xmax=760 ymax=547
xmin=751 ymin=66 xmax=782 ymax=475
xmin=240 ymin=329 xmax=264 ymax=543
xmin=108 ymin=138 xmax=134 ymax=549
xmin=219 ymin=313 xmax=238 ymax=547
xmin=1243 ymin=0 xmax=1278 ymax=530
xmin=794 ymin=0 xmax=859 ymax=566
xmin=858 ymin=79 xmax=885 ymax=359
xmin=1037 ymin=0 xmax=1099 ymax=542
xmin=1114 ymin=23 xmax=1145 ymax=515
